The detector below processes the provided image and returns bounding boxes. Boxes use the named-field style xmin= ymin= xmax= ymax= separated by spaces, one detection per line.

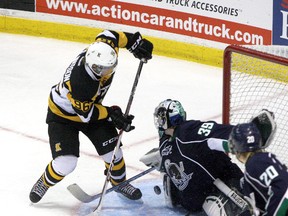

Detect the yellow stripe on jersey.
xmin=67 ymin=93 xmax=94 ymax=113
xmin=95 ymin=104 xmax=108 ymax=120
xmin=118 ymin=32 xmax=128 ymax=48
xmin=49 ymin=96 xmax=108 ymax=122
xmin=48 ymin=97 xmax=82 ymax=122
xmin=65 ymin=80 xmax=72 ymax=92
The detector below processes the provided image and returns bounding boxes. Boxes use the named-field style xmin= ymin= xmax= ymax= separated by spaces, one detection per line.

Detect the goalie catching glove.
xmin=139 ymin=148 xmax=163 ymax=171
xmin=250 ymin=109 xmax=276 ymax=148
xmin=126 ymin=32 xmax=153 ymax=61
xmin=108 ymin=106 xmax=135 ymax=132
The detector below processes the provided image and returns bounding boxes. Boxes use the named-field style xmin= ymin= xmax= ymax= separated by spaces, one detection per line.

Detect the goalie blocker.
xmin=139 ymin=148 xmax=162 ymax=171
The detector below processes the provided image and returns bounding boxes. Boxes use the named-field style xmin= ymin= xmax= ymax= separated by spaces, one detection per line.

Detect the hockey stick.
xmin=67 ymin=167 xmax=156 ymax=203
xmin=94 ymin=59 xmax=146 ymax=213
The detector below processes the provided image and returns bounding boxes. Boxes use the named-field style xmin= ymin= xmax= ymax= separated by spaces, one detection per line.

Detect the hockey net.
xmin=223 ymin=45 xmax=288 ymax=167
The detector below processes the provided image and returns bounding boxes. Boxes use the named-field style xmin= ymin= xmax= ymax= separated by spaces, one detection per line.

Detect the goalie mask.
xmin=154 ymin=99 xmax=186 ymax=131
xmin=85 ymin=42 xmax=118 ymax=77
xmin=228 ymin=122 xmax=263 ymax=154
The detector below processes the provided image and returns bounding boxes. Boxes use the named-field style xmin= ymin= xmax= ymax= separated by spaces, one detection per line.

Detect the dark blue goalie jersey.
xmin=159 ymin=120 xmax=243 ymax=212
xmin=244 ymin=152 xmax=288 ymax=215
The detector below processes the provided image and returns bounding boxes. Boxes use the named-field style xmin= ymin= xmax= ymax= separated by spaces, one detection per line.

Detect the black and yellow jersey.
xmin=48 ymin=30 xmax=134 ymax=123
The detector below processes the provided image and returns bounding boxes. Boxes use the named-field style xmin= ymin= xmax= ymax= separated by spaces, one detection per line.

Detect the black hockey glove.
xmin=108 ymin=106 xmax=135 ymax=132
xmin=126 ymin=32 xmax=153 ymax=61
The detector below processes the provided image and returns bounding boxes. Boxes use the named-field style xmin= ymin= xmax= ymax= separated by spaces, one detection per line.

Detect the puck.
xmin=154 ymin=185 xmax=161 ymax=195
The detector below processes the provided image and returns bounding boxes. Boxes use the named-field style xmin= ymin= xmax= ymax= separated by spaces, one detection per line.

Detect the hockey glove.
xmin=139 ymin=148 xmax=163 ymax=171
xmin=108 ymin=106 xmax=135 ymax=132
xmin=126 ymin=32 xmax=153 ymax=61
xmin=250 ymin=109 xmax=276 ymax=148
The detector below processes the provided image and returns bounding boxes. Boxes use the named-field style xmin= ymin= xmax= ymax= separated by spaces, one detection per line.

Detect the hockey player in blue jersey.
xmin=229 ymin=111 xmax=288 ymax=216
xmin=140 ymin=99 xmax=250 ymax=215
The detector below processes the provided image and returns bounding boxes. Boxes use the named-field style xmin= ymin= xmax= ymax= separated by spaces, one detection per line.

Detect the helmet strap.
xmin=84 ymin=64 xmax=101 ymax=81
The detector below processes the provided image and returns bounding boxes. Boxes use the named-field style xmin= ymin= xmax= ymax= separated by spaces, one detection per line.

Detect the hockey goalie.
xmin=140 ymin=99 xmax=277 ymax=216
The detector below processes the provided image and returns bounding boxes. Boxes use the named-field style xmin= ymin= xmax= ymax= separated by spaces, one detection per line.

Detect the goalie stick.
xmin=67 ymin=167 xmax=156 ymax=203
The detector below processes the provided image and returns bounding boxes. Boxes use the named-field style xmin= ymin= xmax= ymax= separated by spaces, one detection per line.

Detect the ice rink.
xmin=0 ymin=32 xmax=224 ymax=215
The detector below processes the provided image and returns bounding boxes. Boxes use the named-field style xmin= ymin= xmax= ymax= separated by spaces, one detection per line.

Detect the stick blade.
xmin=67 ymin=183 xmax=96 ymax=203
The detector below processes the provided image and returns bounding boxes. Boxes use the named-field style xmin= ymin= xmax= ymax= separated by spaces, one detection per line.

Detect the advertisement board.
xmin=273 ymin=0 xmax=288 ymax=45
xmin=0 ymin=0 xmax=34 ymax=11
xmin=35 ymin=0 xmax=272 ymax=45
xmin=119 ymin=0 xmax=271 ymax=29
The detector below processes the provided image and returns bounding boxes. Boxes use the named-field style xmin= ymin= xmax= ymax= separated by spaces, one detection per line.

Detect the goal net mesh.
xmin=223 ymin=45 xmax=288 ymax=167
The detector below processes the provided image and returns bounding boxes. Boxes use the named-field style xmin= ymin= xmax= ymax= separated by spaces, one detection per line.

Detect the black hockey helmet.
xmin=228 ymin=122 xmax=263 ymax=154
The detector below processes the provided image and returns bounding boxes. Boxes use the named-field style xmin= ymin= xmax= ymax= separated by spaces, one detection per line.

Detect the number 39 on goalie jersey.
xmin=243 ymin=152 xmax=288 ymax=215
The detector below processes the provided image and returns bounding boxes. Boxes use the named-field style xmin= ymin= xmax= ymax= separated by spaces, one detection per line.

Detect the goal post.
xmin=222 ymin=45 xmax=288 ymax=165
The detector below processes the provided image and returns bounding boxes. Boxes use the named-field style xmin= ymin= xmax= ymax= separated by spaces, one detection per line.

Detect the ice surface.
xmin=0 ymin=33 xmax=223 ymax=215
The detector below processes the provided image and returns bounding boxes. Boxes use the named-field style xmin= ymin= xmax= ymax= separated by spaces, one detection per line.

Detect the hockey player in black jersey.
xmin=229 ymin=111 xmax=288 ymax=216
xmin=29 ymin=30 xmax=153 ymax=203
xmin=140 ymin=99 xmax=249 ymax=215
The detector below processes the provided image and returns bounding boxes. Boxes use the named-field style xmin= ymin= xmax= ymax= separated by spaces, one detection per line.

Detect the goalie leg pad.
xmin=163 ymin=173 xmax=179 ymax=208
xmin=203 ymin=193 xmax=246 ymax=216
xmin=203 ymin=194 xmax=228 ymax=216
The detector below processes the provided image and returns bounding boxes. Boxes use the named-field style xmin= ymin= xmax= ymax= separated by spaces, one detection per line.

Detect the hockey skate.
xmin=114 ymin=182 xmax=142 ymax=200
xmin=29 ymin=175 xmax=50 ymax=203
